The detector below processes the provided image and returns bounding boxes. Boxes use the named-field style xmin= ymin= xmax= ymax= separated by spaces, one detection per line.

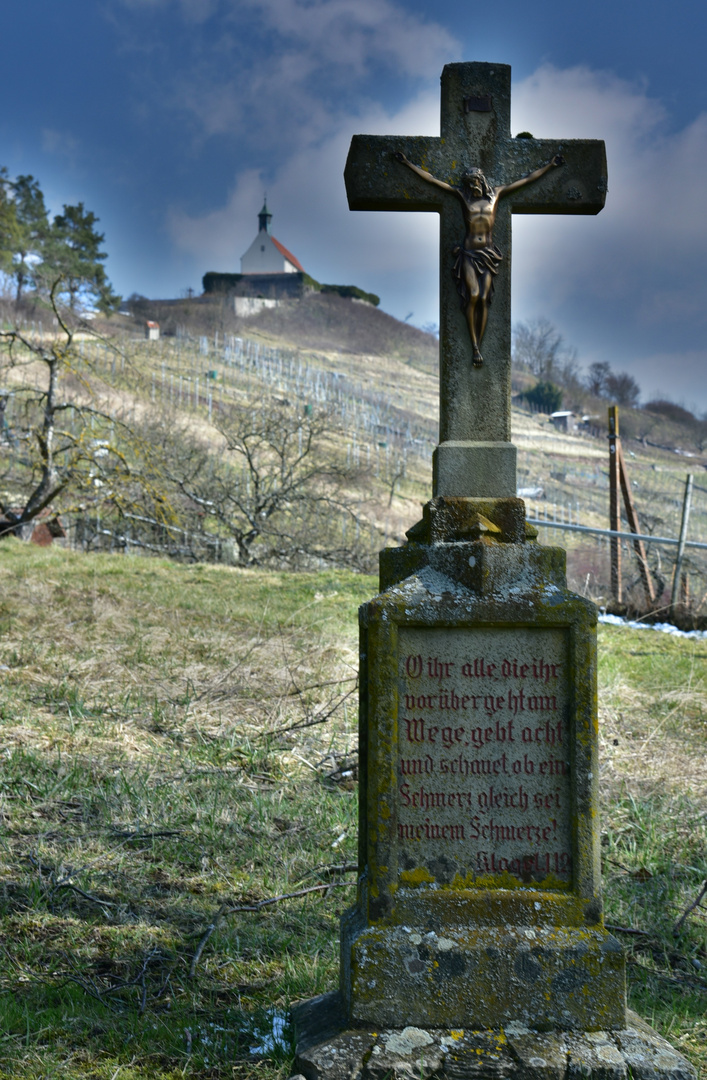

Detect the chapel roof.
xmin=271 ymin=235 xmax=304 ymax=272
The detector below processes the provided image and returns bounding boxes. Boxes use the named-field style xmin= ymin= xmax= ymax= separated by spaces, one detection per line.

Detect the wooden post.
xmin=608 ymin=405 xmax=621 ymax=602
xmin=671 ymin=474 xmax=694 ymax=618
xmin=617 ymin=442 xmax=656 ymax=605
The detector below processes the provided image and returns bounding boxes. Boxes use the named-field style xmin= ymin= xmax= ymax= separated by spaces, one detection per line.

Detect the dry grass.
xmin=0 ymin=546 xmax=706 ymax=1077
xmin=598 ymin=632 xmax=707 ymax=800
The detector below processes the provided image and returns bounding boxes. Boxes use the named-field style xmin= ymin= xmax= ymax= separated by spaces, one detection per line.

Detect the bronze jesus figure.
xmin=394 ymin=151 xmax=564 ymax=367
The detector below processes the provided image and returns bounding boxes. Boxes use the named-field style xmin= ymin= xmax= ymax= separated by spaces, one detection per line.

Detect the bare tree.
xmin=0 ymin=286 xmax=170 ymax=539
xmin=511 ymin=318 xmax=586 ymax=413
xmin=157 ymin=398 xmax=378 ymax=570
xmin=606 ymin=371 xmax=641 ymax=407
xmin=586 ymin=361 xmax=611 ymax=397
xmin=512 ymin=318 xmax=578 ymax=381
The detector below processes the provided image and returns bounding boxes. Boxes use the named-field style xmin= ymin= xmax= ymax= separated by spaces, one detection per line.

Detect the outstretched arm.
xmin=394 ymin=151 xmax=457 ymax=195
xmin=495 ymin=154 xmax=564 ymax=199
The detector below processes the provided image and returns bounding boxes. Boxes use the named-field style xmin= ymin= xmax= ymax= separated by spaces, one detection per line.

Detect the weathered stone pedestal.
xmin=292 ymin=498 xmax=696 ymax=1080
xmin=342 ymin=498 xmax=621 ymax=1033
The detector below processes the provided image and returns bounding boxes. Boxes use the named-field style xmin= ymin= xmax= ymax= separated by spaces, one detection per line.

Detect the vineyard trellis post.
xmin=608 ymin=405 xmax=622 ymax=600
xmin=608 ymin=404 xmax=656 ymax=607
xmin=671 ymin=473 xmax=694 ymax=618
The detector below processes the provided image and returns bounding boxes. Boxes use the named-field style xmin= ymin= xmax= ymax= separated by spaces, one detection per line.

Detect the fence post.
xmin=671 ymin=473 xmax=694 ymax=619
xmin=608 ymin=405 xmax=621 ymax=602
xmin=617 ymin=439 xmax=656 ymax=606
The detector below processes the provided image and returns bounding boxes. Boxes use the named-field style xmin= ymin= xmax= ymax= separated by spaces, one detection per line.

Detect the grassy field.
xmin=0 ymin=543 xmax=706 ymax=1078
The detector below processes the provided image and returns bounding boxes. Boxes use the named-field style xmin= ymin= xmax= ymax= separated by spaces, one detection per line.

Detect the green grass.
xmin=597 ymin=627 xmax=707 ymax=1071
xmin=0 ymin=542 xmax=372 ymax=1078
xmin=0 ymin=543 xmax=705 ymax=1077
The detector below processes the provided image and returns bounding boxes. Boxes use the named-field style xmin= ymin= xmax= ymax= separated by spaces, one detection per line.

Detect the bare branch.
xmin=673 ymin=879 xmax=707 ymax=936
xmin=189 ymin=881 xmax=353 ymax=977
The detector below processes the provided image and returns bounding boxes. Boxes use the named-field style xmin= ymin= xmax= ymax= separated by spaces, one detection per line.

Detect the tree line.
xmin=0 ymin=170 xmax=119 ymax=313
xmin=512 ymin=318 xmax=643 ymax=412
xmin=512 ymin=318 xmax=707 ymax=452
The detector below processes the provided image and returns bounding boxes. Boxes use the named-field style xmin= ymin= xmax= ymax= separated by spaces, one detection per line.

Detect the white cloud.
xmin=238 ymin=0 xmax=457 ymax=80
xmin=41 ymin=128 xmax=81 ymax=169
xmin=168 ymin=51 xmax=707 ymax=409
xmin=167 ymin=87 xmax=442 ymax=285
xmin=512 ymin=64 xmax=707 ymax=291
xmin=118 ymin=0 xmax=218 ymax=15
xmin=160 ymin=0 xmax=454 ymax=322
xmin=120 ymin=0 xmax=456 ymax=154
xmin=508 ymin=65 xmax=707 ymax=408
xmin=168 ymin=168 xmax=265 ymax=266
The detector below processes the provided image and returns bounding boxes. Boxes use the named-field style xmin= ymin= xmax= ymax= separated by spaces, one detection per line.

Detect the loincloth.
xmin=452 ymin=243 xmax=503 ymax=307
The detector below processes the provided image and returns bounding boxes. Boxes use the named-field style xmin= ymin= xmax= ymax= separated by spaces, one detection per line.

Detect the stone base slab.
xmin=292 ymin=993 xmax=697 ymax=1080
xmin=341 ymin=923 xmax=625 ymax=1031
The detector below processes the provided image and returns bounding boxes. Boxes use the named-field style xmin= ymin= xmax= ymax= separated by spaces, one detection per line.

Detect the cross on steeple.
xmin=344 ymin=63 xmax=607 ymax=498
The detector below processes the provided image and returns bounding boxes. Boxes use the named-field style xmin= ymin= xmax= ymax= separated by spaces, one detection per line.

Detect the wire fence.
xmin=2 ymin=325 xmax=705 ymax=614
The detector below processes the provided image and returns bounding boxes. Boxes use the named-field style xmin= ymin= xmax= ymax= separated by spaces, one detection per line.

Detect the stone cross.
xmin=295 ymin=62 xmax=695 ymax=1080
xmin=345 ymin=62 xmax=607 ymax=498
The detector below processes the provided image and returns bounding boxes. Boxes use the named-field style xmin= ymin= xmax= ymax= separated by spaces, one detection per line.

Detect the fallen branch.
xmin=298 ymin=862 xmax=358 ymax=882
xmin=673 ymin=878 xmax=707 ymax=936
xmin=605 ymin=923 xmax=650 ymax=937
xmin=109 ymin=828 xmax=184 ymax=841
xmin=189 ymin=881 xmax=354 ymax=978
xmin=274 ymin=685 xmax=357 ymax=736
xmin=58 ymin=948 xmax=165 ymax=1013
xmin=628 ymin=955 xmax=707 ymax=992
xmin=53 ymin=882 xmax=116 ymax=910
xmin=284 ymin=677 xmax=357 ymax=697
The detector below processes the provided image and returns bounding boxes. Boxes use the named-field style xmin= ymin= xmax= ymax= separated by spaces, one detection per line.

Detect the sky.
xmin=2 ymin=0 xmax=707 ymax=412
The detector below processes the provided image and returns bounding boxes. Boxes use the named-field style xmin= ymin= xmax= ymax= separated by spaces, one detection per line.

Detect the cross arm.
xmin=504 ymin=138 xmax=607 ymax=216
xmin=345 ymin=135 xmax=446 ymax=212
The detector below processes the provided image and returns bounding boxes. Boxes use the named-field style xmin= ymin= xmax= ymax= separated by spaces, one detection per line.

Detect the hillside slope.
xmin=14 ymin=290 xmax=707 ymax=613
xmin=242 ymin=291 xmax=438 ymax=367
xmin=0 ymin=543 xmax=704 ymax=1078
xmin=123 ymin=291 xmax=438 ymax=373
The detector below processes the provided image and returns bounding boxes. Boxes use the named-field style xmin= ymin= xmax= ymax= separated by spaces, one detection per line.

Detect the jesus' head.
xmin=461 ymin=168 xmax=492 ymax=199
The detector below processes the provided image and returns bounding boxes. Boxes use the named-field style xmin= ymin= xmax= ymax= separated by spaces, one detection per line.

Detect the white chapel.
xmin=240 ymin=201 xmax=304 ymax=275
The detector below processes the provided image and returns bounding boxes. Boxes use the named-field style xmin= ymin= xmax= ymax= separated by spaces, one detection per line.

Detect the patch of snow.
xmin=598 ymin=612 xmax=707 ymax=640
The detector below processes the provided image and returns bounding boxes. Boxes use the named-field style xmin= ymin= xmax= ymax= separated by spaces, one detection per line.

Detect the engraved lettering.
xmin=405 ymin=654 xmax=423 ymax=678
xmin=400 ymin=756 xmax=434 ymax=776
xmin=397 ymin=628 xmax=571 ymax=885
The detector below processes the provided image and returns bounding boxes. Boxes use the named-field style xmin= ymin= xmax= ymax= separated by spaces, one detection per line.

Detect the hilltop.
xmin=119 ymin=293 xmax=706 ymax=452
xmin=122 ymin=290 xmax=438 ymax=373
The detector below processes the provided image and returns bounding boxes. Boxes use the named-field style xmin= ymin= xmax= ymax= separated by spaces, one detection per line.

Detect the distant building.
xmin=549 ymin=410 xmax=577 ymax=433
xmin=145 ymin=320 xmax=160 ymax=341
xmin=240 ymin=202 xmax=304 ymax=275
xmin=202 ymin=201 xmax=379 ymax=315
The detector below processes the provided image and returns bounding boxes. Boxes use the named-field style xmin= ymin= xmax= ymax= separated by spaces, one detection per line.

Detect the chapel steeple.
xmin=258 ymin=199 xmax=272 ymax=234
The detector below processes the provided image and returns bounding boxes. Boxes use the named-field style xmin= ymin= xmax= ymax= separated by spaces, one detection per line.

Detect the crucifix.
xmin=344 ymin=62 xmax=607 ymax=499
